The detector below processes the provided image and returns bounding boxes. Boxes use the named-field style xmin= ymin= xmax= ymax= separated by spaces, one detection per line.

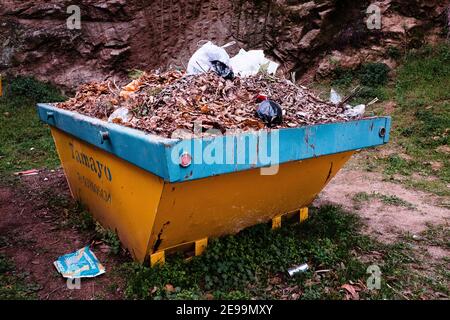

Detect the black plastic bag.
xmin=256 ymin=100 xmax=283 ymax=127
xmin=211 ymin=60 xmax=235 ymax=80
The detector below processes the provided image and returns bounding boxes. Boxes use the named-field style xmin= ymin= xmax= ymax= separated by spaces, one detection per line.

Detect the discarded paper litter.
xmin=329 ymin=88 xmax=366 ymax=118
xmin=54 ymin=246 xmax=105 ymax=279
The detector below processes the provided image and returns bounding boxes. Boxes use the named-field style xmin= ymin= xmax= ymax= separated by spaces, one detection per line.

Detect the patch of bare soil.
xmin=0 ymin=169 xmax=128 ymax=300
xmin=315 ymin=168 xmax=450 ymax=260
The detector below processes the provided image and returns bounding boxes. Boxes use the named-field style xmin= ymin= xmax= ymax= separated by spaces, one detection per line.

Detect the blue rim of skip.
xmin=37 ymin=103 xmax=391 ymax=183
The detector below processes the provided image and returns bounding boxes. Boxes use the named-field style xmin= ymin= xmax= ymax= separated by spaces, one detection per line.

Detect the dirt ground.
xmin=0 ymin=169 xmax=126 ymax=300
xmin=1 ymin=162 xmax=448 ymax=300
xmin=317 ymin=169 xmax=449 ymax=240
xmin=315 ymin=167 xmax=450 ymax=261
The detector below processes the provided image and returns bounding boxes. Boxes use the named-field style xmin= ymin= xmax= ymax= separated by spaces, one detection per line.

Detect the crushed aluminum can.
xmin=287 ymin=263 xmax=309 ymax=277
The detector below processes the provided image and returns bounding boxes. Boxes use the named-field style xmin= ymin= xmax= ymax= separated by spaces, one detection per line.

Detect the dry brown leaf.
xmin=165 ymin=284 xmax=175 ymax=292
xmin=200 ymin=105 xmax=210 ymax=114
xmin=340 ymin=283 xmax=360 ymax=300
xmin=58 ymin=70 xmax=357 ymax=138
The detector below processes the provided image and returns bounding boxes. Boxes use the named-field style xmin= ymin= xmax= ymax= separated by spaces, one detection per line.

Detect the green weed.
xmin=128 ymin=69 xmax=145 ymax=80
xmin=95 ymin=223 xmax=122 ymax=255
xmin=0 ymin=254 xmax=41 ymax=300
xmin=121 ymin=205 xmax=431 ymax=300
xmin=359 ymin=62 xmax=390 ymax=87
xmin=0 ymin=77 xmax=64 ymax=178
xmin=352 ymin=191 xmax=415 ymax=209
xmin=8 ymin=76 xmax=65 ymax=103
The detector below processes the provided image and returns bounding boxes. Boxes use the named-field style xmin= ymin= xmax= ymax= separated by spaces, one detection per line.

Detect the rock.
xmin=299 ymin=29 xmax=321 ymax=49
xmin=382 ymin=14 xmax=421 ymax=36
xmin=381 ymin=58 xmax=399 ymax=72
xmin=317 ymin=58 xmax=333 ymax=78
xmin=0 ymin=0 xmax=446 ymax=89
xmin=334 ymin=51 xmax=363 ymax=69
xmin=316 ymin=50 xmax=363 ymax=77
xmin=288 ymin=1 xmax=317 ymax=19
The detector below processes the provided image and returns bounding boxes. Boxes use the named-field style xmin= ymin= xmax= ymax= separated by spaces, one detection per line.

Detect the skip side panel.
xmin=51 ymin=128 xmax=164 ymax=262
xmin=150 ymin=151 xmax=353 ymax=252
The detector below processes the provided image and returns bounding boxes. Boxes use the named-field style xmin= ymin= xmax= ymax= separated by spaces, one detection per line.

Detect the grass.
xmin=95 ymin=224 xmax=122 ymax=255
xmin=312 ymin=43 xmax=450 ymax=198
xmin=329 ymin=62 xmax=391 ymax=105
xmin=120 ymin=205 xmax=446 ymax=300
xmin=0 ymin=188 xmax=442 ymax=299
xmin=0 ymin=254 xmax=41 ymax=300
xmin=352 ymin=191 xmax=416 ymax=210
xmin=0 ymin=49 xmax=447 ymax=300
xmin=398 ymin=223 xmax=450 ymax=298
xmin=0 ymin=77 xmax=65 ymax=180
xmin=419 ymin=224 xmax=450 ymax=248
xmin=45 ymin=192 xmax=123 ymax=255
xmin=382 ymin=45 xmax=450 ymax=196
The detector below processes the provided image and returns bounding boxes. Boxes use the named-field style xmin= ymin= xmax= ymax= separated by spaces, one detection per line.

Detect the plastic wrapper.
xmin=230 ymin=49 xmax=279 ymax=77
xmin=330 ymin=88 xmax=365 ymax=118
xmin=108 ymin=107 xmax=132 ymax=123
xmin=344 ymin=104 xmax=366 ymax=117
xmin=211 ymin=60 xmax=234 ymax=80
xmin=187 ymin=41 xmax=231 ymax=76
xmin=256 ymin=100 xmax=283 ymax=127
xmin=54 ymin=246 xmax=105 ymax=279
xmin=330 ymin=88 xmax=342 ymax=105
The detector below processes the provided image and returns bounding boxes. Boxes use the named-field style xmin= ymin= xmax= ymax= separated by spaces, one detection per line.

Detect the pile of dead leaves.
xmin=58 ymin=70 xmax=356 ymax=138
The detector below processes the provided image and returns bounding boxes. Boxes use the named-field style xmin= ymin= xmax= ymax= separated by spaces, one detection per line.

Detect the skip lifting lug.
xmin=46 ymin=111 xmax=55 ymax=120
xmin=99 ymin=131 xmax=110 ymax=144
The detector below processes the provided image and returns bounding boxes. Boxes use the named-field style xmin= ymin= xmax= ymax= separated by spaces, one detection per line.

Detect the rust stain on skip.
xmin=152 ymin=221 xmax=170 ymax=253
xmin=325 ymin=162 xmax=334 ymax=183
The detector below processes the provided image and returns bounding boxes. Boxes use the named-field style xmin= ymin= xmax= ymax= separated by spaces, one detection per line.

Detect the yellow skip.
xmin=50 ymin=127 xmax=353 ymax=263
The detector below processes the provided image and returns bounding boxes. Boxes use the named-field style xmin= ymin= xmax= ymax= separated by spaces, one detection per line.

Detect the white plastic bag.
xmin=330 ymin=88 xmax=365 ymax=117
xmin=344 ymin=104 xmax=366 ymax=117
xmin=187 ymin=42 xmax=231 ymax=75
xmin=229 ymin=49 xmax=279 ymax=77
xmin=108 ymin=107 xmax=131 ymax=123
xmin=329 ymin=88 xmax=342 ymax=105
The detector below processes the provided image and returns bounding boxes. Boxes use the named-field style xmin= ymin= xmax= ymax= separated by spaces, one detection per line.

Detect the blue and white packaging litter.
xmin=54 ymin=246 xmax=105 ymax=279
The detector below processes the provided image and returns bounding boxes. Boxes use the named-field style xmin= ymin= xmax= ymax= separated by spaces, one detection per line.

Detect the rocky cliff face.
xmin=0 ymin=0 xmax=448 ymax=89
